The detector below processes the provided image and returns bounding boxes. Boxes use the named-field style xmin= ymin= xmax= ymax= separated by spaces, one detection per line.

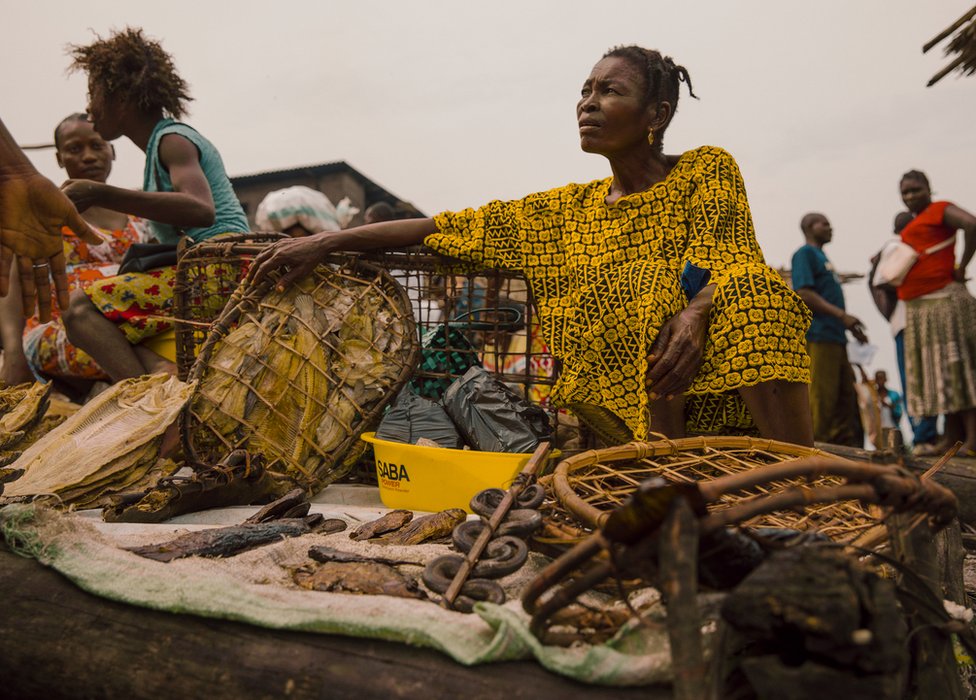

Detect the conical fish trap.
xmin=183 ymin=258 xmax=419 ymax=495
xmin=546 ymin=437 xmax=881 ymax=543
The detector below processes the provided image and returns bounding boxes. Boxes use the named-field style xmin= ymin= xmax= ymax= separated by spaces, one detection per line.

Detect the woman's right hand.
xmin=247 ymin=233 xmax=334 ymax=291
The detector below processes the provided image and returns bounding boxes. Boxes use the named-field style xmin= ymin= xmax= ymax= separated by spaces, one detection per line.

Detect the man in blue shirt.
xmin=791 ymin=213 xmax=867 ymax=446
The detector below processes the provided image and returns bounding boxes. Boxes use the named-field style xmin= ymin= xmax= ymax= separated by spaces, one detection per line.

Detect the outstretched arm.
xmin=61 ymin=133 xmax=216 ymax=228
xmin=248 ymin=217 xmax=438 ymax=291
xmin=0 ymin=117 xmax=102 ymax=321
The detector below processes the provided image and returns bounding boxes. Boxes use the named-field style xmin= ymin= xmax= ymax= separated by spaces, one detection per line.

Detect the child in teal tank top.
xmin=61 ymin=27 xmax=249 ymax=382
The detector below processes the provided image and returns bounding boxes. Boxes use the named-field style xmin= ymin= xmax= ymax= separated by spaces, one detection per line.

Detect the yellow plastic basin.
xmin=360 ymin=432 xmax=535 ymax=513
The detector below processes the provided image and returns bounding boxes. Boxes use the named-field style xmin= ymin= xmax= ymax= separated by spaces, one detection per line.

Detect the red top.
xmin=898 ymin=200 xmax=955 ymax=300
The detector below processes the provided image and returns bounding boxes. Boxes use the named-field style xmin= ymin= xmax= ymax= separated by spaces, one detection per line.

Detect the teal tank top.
xmin=143 ymin=118 xmax=249 ymax=244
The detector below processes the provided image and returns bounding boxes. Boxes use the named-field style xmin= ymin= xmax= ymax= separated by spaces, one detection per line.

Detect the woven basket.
xmin=182 ymin=257 xmax=419 ymax=496
xmin=545 ymin=436 xmax=882 ymax=543
xmin=174 ymin=232 xmax=286 ymax=378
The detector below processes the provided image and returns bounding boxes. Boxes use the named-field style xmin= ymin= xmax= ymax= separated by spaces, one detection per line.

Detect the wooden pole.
xmin=658 ymin=497 xmax=707 ymax=700
xmin=887 ymin=512 xmax=966 ymax=699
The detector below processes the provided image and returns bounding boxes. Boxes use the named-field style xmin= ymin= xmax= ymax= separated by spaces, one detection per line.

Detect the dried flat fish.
xmin=308 ymin=545 xmax=420 ymax=567
xmin=127 ymin=516 xmax=319 ymax=562
xmin=376 ymin=509 xmax=466 ymax=546
xmin=1 ymin=374 xmax=194 ymax=506
xmin=293 ymin=561 xmax=427 ymax=599
xmin=0 ymin=382 xmax=51 ymax=448
xmin=244 ymin=488 xmax=310 ymax=524
xmin=349 ymin=509 xmax=413 ymax=541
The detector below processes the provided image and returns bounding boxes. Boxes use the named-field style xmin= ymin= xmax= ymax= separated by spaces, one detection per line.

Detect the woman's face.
xmin=577 ymin=56 xmax=654 ymax=155
xmin=56 ymin=118 xmax=113 ymax=182
xmin=900 ymin=177 xmax=932 ymax=214
xmin=86 ymin=80 xmax=125 ymax=141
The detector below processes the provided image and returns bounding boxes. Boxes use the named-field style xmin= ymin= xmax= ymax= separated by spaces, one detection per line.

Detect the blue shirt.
xmin=143 ymin=118 xmax=249 ymax=244
xmin=791 ymin=243 xmax=847 ymax=344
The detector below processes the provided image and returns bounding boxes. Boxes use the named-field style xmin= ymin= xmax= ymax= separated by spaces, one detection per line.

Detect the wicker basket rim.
xmin=552 ymin=436 xmax=826 ymax=529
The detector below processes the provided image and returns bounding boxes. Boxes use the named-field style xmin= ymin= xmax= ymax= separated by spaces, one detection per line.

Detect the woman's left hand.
xmin=645 ymin=307 xmax=708 ymax=400
xmin=60 ymin=179 xmax=104 ymax=213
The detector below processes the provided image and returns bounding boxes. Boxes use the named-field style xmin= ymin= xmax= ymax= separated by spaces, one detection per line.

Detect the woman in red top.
xmin=899 ymin=169 xmax=976 ymax=454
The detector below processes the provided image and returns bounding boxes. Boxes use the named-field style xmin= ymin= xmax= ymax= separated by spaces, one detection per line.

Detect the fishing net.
xmin=182 ymin=258 xmax=419 ymax=496
xmin=542 ymin=437 xmax=883 ymax=545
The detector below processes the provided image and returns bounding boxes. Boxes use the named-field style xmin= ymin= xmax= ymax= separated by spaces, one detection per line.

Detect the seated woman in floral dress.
xmin=0 ymin=113 xmax=144 ymax=393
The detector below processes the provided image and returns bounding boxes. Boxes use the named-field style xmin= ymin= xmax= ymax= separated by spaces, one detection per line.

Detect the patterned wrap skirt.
xmin=83 ymin=234 xmax=245 ymax=346
xmin=904 ymin=282 xmax=976 ymax=416
xmin=84 ymin=266 xmax=178 ymax=344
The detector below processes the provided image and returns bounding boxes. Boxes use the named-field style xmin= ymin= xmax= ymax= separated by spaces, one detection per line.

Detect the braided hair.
xmin=602 ymin=46 xmax=697 ymax=117
xmin=900 ymin=169 xmax=931 ymax=189
xmin=68 ymin=27 xmax=192 ymax=119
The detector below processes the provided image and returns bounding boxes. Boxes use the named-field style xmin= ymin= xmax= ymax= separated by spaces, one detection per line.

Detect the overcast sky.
xmin=4 ymin=0 xmax=976 ymax=396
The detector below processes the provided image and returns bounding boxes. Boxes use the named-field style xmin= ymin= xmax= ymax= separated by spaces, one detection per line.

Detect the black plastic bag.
xmin=118 ymin=243 xmax=179 ymax=274
xmin=375 ymin=390 xmax=465 ymax=449
xmin=442 ymin=366 xmax=551 ymax=453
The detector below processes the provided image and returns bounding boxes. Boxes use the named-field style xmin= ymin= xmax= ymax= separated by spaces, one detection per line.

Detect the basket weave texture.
xmin=547 ymin=437 xmax=880 ymax=543
xmin=174 ymin=233 xmax=286 ymax=377
xmin=182 ymin=258 xmax=418 ymax=495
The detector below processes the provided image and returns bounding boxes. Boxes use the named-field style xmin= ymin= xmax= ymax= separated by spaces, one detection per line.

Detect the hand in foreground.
xmin=645 ymin=307 xmax=708 ymax=400
xmin=247 ymin=233 xmax=331 ymax=291
xmin=60 ymin=178 xmax=105 ymax=213
xmin=0 ymin=170 xmax=102 ymax=321
xmin=841 ymin=313 xmax=868 ymax=344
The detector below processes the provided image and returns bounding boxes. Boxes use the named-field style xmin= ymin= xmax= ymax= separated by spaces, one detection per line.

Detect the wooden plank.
xmin=816 ymin=442 xmax=976 ymax=525
xmin=0 ymin=544 xmax=664 ymax=700
xmin=886 ymin=513 xmax=965 ymax=700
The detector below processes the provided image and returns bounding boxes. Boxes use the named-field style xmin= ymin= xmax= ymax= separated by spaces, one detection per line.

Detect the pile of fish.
xmin=0 ymin=382 xmax=60 ymax=470
xmin=292 ymin=508 xmax=466 ymax=599
xmin=0 ymin=374 xmax=193 ymax=508
xmin=187 ymin=264 xmax=416 ymax=496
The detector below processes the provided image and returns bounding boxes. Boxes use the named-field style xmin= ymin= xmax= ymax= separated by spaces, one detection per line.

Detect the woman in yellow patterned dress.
xmin=249 ymin=46 xmax=814 ymax=444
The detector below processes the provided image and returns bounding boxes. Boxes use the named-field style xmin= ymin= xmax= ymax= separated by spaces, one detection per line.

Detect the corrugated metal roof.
xmin=229 ymin=161 xmax=425 ymax=216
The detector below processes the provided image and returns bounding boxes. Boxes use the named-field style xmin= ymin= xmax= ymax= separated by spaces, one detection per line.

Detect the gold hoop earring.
xmin=647 ymin=129 xmax=655 ymax=146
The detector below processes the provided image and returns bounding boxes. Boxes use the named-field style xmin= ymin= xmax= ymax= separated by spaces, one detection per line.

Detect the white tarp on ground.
xmin=0 ymin=502 xmax=687 ymax=687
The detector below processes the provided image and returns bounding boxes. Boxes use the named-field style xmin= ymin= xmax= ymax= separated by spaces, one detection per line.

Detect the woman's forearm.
xmin=318 ymin=217 xmax=438 ymax=253
xmin=247 ymin=217 xmax=439 ymax=290
xmin=684 ymin=284 xmax=716 ymax=319
xmin=960 ymin=225 xmax=976 ymax=272
xmin=89 ymin=184 xmax=215 ymax=228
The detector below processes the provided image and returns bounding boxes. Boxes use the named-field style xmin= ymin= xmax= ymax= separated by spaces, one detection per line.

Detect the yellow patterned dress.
xmin=426 ymin=146 xmax=811 ymax=439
